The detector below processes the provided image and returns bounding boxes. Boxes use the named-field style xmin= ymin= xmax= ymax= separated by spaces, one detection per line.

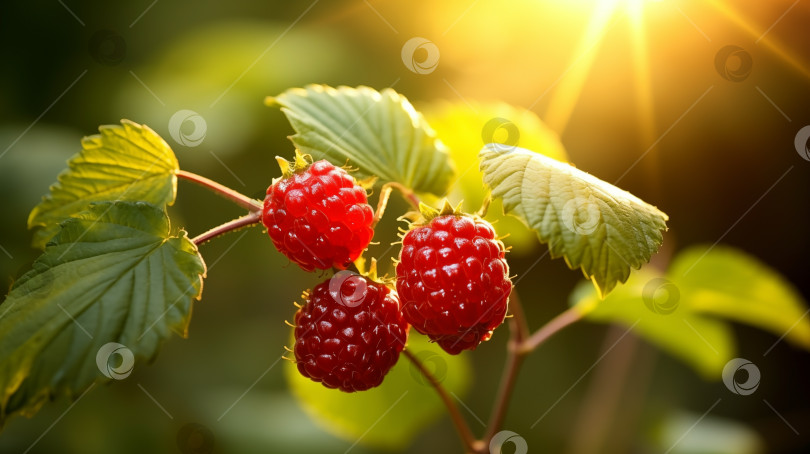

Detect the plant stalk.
xmin=519 ymin=306 xmax=583 ymax=354
xmin=403 ymin=349 xmax=482 ymax=453
xmin=384 ymin=181 xmax=420 ymax=209
xmin=484 ymin=292 xmax=528 ymax=441
xmin=192 ymin=211 xmax=262 ymax=245
xmin=176 ymin=169 xmax=262 ymax=212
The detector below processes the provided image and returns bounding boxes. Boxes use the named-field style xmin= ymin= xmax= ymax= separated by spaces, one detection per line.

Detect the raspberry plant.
xmin=2 ymin=84 xmax=809 ymax=452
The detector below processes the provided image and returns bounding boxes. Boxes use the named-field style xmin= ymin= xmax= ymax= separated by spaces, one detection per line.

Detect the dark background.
xmin=0 ymin=1 xmax=808 ymax=453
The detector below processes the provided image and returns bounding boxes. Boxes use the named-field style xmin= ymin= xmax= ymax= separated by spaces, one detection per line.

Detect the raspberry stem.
xmin=481 ymin=296 xmax=582 ymax=447
xmin=403 ymin=349 xmax=483 ymax=453
xmin=192 ymin=211 xmax=262 ymax=245
xmin=372 ymin=182 xmax=420 ymax=227
xmin=176 ymin=170 xmax=262 ymax=212
xmin=519 ymin=306 xmax=583 ymax=354
xmin=484 ymin=292 xmax=528 ymax=442
xmin=384 ymin=181 xmax=420 ymax=209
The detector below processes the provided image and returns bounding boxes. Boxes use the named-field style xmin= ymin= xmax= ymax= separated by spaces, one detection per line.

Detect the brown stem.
xmin=403 ymin=349 xmax=482 ymax=453
xmin=519 ymin=306 xmax=583 ymax=355
xmin=484 ymin=292 xmax=528 ymax=441
xmin=192 ymin=211 xmax=262 ymax=246
xmin=385 ymin=181 xmax=420 ymax=209
xmin=176 ymin=169 xmax=262 ymax=213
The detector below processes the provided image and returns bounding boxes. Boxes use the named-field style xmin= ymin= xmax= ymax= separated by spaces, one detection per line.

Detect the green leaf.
xmin=286 ymin=334 xmax=471 ymax=449
xmin=0 ymin=201 xmax=205 ymax=425
xmin=572 ymin=245 xmax=810 ymax=377
xmin=669 ymin=245 xmax=810 ymax=349
xmin=27 ymin=120 xmax=179 ymax=249
xmin=268 ymin=85 xmax=454 ymax=196
xmin=421 ymin=101 xmax=568 ymax=254
xmin=572 ymin=269 xmax=735 ymax=378
xmin=479 ymin=146 xmax=668 ymax=296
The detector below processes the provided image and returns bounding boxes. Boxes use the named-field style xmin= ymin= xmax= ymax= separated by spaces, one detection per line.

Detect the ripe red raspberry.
xmin=396 ymin=204 xmax=511 ymax=354
xmin=262 ymin=152 xmax=374 ymax=271
xmin=292 ymin=273 xmax=409 ymax=392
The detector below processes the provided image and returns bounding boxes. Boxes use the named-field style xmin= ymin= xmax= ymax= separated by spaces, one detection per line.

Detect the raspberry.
xmin=395 ymin=204 xmax=511 ymax=354
xmin=292 ymin=273 xmax=410 ymax=392
xmin=262 ymin=152 xmax=374 ymax=271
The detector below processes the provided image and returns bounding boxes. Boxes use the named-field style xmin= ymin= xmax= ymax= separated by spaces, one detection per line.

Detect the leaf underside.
xmin=479 ymin=145 xmax=668 ymax=296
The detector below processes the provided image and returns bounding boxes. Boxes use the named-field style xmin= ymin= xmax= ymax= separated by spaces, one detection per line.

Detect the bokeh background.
xmin=1 ymin=0 xmax=809 ymax=453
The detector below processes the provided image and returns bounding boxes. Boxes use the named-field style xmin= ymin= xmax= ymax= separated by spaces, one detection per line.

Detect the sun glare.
xmin=539 ymin=0 xmax=807 ymax=141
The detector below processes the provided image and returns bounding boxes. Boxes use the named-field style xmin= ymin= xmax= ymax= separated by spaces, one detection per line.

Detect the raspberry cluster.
xmin=267 ymin=153 xmax=512 ymax=390
xmin=262 ymin=155 xmax=374 ymax=271
xmin=396 ymin=211 xmax=511 ymax=354
xmin=292 ymin=274 xmax=409 ymax=392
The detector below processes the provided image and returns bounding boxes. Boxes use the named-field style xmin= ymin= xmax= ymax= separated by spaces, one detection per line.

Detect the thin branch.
xmin=385 ymin=181 xmax=421 ymax=209
xmin=403 ymin=349 xmax=482 ymax=453
xmin=519 ymin=306 xmax=583 ymax=354
xmin=484 ymin=292 xmax=528 ymax=441
xmin=192 ymin=211 xmax=262 ymax=246
xmin=176 ymin=169 xmax=262 ymax=212
xmin=508 ymin=290 xmax=530 ymax=341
